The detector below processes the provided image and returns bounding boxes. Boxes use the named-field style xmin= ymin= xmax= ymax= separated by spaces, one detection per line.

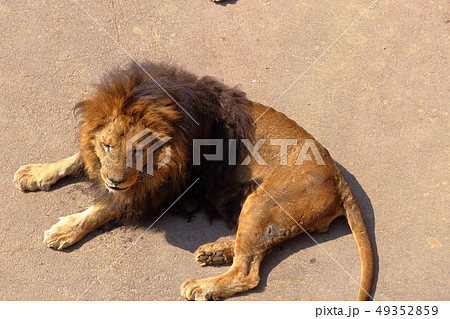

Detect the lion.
xmin=13 ymin=62 xmax=374 ymax=300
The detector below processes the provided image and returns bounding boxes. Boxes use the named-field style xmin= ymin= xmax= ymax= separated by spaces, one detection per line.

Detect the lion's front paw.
xmin=181 ymin=278 xmax=219 ymax=301
xmin=44 ymin=214 xmax=85 ymax=250
xmin=14 ymin=164 xmax=57 ymax=191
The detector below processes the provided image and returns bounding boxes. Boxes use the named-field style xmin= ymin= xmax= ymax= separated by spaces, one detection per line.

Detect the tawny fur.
xmin=13 ymin=62 xmax=374 ymax=300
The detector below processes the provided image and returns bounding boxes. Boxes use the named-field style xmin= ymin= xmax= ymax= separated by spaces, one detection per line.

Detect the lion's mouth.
xmin=105 ymin=184 xmax=129 ymax=192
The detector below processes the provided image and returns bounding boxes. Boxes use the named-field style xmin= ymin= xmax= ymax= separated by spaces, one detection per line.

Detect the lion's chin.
xmin=105 ymin=184 xmax=129 ymax=193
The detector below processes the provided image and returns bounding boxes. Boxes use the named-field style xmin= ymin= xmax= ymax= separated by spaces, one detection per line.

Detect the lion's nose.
xmin=107 ymin=176 xmax=127 ymax=186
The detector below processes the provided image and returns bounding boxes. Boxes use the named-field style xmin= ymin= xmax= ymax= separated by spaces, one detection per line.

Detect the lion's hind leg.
xmin=181 ymin=190 xmax=273 ymax=300
xmin=14 ymin=152 xmax=82 ymax=191
xmin=195 ymin=241 xmax=235 ymax=266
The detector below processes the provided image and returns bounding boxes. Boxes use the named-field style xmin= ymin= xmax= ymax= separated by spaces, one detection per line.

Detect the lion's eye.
xmin=103 ymin=144 xmax=111 ymax=153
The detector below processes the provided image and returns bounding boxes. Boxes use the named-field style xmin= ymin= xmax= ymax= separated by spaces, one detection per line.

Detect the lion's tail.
xmin=339 ymin=174 xmax=374 ymax=301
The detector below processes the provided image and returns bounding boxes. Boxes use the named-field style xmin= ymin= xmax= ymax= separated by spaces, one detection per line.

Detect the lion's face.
xmin=94 ymin=116 xmax=142 ymax=193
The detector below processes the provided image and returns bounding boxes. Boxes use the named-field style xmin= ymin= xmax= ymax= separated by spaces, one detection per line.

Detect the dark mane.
xmin=75 ymin=62 xmax=254 ymax=226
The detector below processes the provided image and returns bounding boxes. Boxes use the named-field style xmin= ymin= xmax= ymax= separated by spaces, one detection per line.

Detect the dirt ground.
xmin=0 ymin=0 xmax=448 ymax=301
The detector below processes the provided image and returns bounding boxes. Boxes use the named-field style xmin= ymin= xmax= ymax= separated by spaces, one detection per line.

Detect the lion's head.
xmin=76 ymin=77 xmax=187 ymax=199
